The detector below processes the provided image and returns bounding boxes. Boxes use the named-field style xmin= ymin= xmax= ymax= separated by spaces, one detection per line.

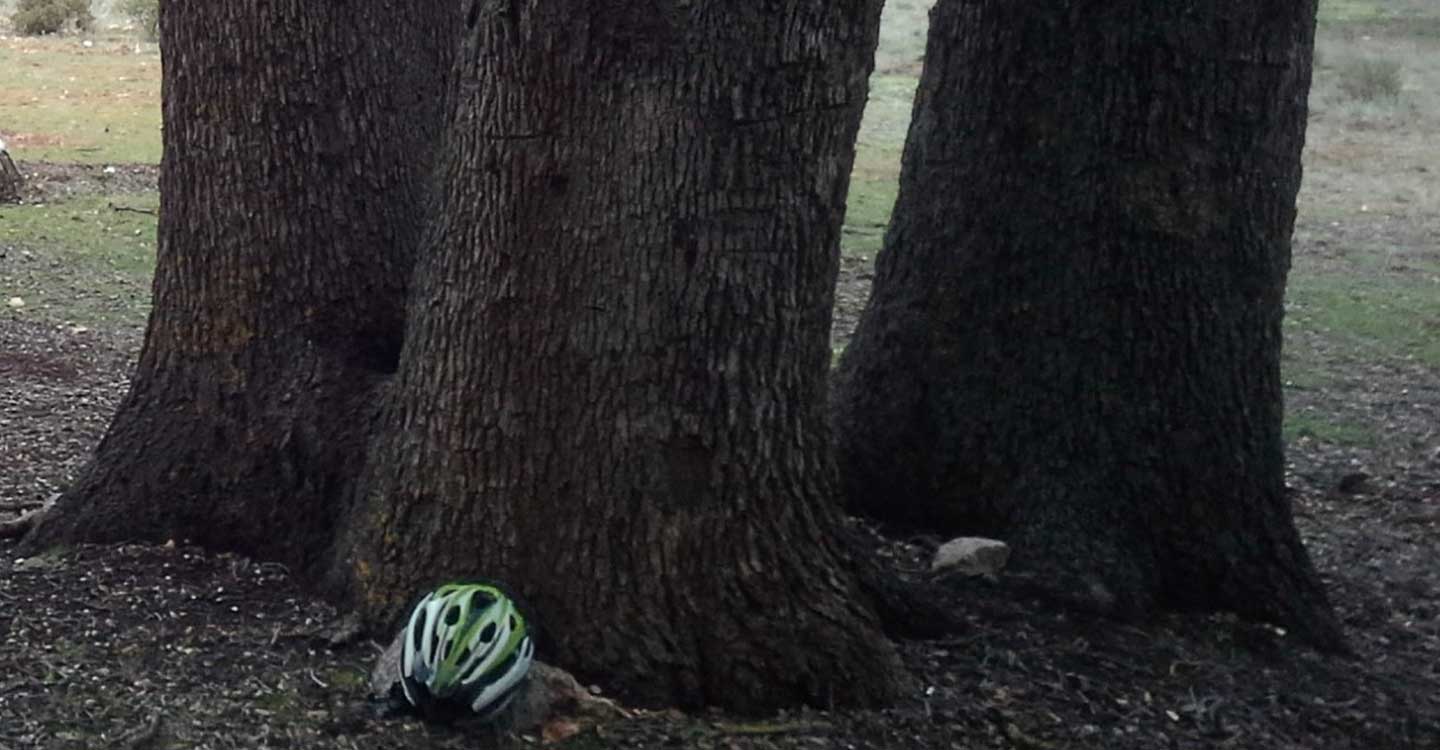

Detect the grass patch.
xmin=321 ymin=667 xmax=370 ymax=691
xmin=1316 ymin=0 xmax=1440 ymax=39
xmin=1287 ymin=273 xmax=1440 ymax=367
xmin=1287 ymin=210 xmax=1440 ymax=371
xmin=1284 ymin=410 xmax=1379 ymax=447
xmin=842 ymin=178 xmax=896 ymax=258
xmin=844 ymin=75 xmax=917 ymax=257
xmin=0 ymin=35 xmax=161 ymax=163
xmin=0 ymin=192 xmax=157 ymax=328
xmin=1320 ymin=0 xmax=1392 ymax=23
xmin=875 ymin=0 xmax=932 ymax=74
xmin=1319 ymin=0 xmax=1440 ymax=23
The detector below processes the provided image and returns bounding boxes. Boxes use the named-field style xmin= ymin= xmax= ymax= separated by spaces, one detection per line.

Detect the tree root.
xmin=0 ymin=496 xmax=56 ymax=540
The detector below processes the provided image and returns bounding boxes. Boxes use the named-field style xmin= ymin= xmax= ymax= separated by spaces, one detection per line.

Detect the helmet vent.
xmin=478 ymin=622 xmax=497 ymax=643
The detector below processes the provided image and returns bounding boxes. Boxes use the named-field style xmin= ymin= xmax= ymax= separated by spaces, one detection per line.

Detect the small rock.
xmin=15 ymin=556 xmax=61 ymax=572
xmin=6 ymin=297 xmax=24 ymax=309
xmin=931 ymin=537 xmax=1009 ymax=577
xmin=368 ymin=632 xmax=404 ymax=699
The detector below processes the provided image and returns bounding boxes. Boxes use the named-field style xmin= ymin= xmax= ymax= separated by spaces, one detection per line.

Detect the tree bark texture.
xmin=22 ymin=0 xmax=458 ymax=572
xmin=339 ymin=0 xmax=906 ymax=712
xmin=834 ymin=0 xmax=1345 ymax=649
xmin=0 ymin=146 xmax=21 ymax=202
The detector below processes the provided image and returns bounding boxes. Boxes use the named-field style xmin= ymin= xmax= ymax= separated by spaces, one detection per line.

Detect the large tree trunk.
xmin=22 ymin=0 xmax=458 ymax=571
xmin=335 ymin=0 xmax=905 ymax=712
xmin=834 ymin=0 xmax=1345 ymax=649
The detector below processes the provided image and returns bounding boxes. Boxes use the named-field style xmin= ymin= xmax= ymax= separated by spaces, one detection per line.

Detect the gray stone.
xmin=930 ymin=537 xmax=1009 ymax=576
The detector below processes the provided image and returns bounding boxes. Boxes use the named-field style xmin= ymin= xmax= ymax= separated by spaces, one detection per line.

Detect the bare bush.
xmin=10 ymin=0 xmax=92 ymax=35
xmin=1338 ymin=57 xmax=1404 ymax=102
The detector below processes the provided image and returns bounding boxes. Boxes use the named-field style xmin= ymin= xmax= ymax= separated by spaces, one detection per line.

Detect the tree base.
xmin=0 ymin=147 xmax=22 ymax=203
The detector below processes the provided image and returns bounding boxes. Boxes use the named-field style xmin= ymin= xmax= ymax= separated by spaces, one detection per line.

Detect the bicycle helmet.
xmin=398 ymin=581 xmax=535 ymax=722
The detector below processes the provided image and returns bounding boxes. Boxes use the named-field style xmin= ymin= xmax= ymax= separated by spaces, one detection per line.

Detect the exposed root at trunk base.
xmin=0 ymin=495 xmax=56 ymax=540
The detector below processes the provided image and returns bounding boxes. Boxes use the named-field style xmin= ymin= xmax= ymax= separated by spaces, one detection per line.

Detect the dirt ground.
xmin=2 ymin=162 xmax=1438 ymax=749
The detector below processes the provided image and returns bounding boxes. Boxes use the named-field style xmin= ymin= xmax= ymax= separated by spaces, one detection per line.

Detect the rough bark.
xmin=21 ymin=0 xmax=458 ymax=571
xmin=834 ymin=0 xmax=1346 ymax=650
xmin=336 ymin=0 xmax=906 ymax=712
xmin=0 ymin=145 xmax=21 ymax=202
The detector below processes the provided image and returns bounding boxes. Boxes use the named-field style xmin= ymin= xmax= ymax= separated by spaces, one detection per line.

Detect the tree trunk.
xmin=0 ymin=145 xmax=21 ymax=202
xmin=335 ymin=0 xmax=906 ymax=712
xmin=834 ymin=0 xmax=1345 ymax=649
xmin=21 ymin=0 xmax=458 ymax=572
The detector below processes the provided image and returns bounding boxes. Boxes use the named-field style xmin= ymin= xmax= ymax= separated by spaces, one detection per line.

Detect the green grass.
xmin=1319 ymin=0 xmax=1440 ymax=23
xmin=1287 ymin=273 xmax=1440 ymax=367
xmin=1283 ymin=411 xmax=1379 ymax=448
xmin=0 ymin=35 xmax=161 ymax=163
xmin=319 ymin=667 xmax=370 ymax=691
xmin=0 ymin=193 xmax=157 ymax=328
xmin=843 ymin=75 xmax=916 ymax=257
xmin=1317 ymin=0 xmax=1440 ymax=38
xmin=1321 ymin=0 xmax=1393 ymax=23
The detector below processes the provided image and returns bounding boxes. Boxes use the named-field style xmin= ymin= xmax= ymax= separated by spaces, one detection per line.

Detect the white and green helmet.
xmin=399 ymin=581 xmax=535 ymax=721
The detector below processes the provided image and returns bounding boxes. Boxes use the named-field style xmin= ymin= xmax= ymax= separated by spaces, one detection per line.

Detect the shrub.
xmin=10 ymin=0 xmax=94 ymax=35
xmin=117 ymin=0 xmax=159 ymax=41
xmin=1337 ymin=57 xmax=1403 ymax=103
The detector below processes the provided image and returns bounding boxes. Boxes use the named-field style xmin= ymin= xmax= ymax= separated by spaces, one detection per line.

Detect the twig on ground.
xmin=109 ymin=203 xmax=158 ymax=216
xmin=0 ymin=677 xmax=36 ymax=696
xmin=0 ymin=518 xmax=26 ymax=539
xmin=0 ymin=494 xmax=57 ymax=539
xmin=118 ymin=715 xmax=163 ymax=750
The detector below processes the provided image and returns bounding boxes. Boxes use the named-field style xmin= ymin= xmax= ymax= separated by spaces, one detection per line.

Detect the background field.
xmin=2 ymin=0 xmax=1438 ymax=480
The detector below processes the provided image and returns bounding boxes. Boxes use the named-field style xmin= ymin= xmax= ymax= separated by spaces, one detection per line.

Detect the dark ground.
xmin=2 ymin=165 xmax=1438 ymax=749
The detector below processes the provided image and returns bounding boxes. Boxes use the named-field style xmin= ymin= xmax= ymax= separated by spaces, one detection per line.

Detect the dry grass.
xmin=1336 ymin=56 xmax=1404 ymax=102
xmin=0 ymin=34 xmax=160 ymax=163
